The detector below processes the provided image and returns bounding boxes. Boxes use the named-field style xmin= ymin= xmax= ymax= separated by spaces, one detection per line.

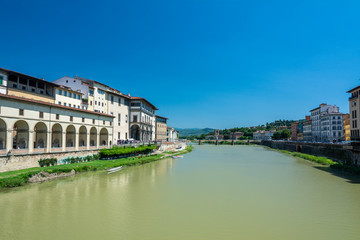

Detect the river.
xmin=1 ymin=145 xmax=360 ymax=240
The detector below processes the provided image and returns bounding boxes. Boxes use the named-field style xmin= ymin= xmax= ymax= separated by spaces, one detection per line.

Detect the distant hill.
xmin=176 ymin=128 xmax=214 ymax=137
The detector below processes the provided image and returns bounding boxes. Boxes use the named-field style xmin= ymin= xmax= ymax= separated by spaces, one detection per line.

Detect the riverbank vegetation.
xmin=99 ymin=145 xmax=156 ymax=159
xmin=0 ymin=145 xmax=194 ymax=190
xmin=274 ymin=148 xmax=360 ymax=174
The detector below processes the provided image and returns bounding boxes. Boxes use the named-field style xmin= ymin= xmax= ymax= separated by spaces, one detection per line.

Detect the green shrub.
xmin=99 ymin=145 xmax=156 ymax=160
xmin=38 ymin=158 xmax=58 ymax=167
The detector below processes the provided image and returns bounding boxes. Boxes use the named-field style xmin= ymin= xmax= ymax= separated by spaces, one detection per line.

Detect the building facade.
xmin=343 ymin=114 xmax=350 ymax=141
xmin=303 ymin=119 xmax=312 ymax=142
xmin=0 ymin=68 xmax=113 ymax=155
xmin=310 ymin=103 xmax=343 ymax=142
xmin=129 ymin=97 xmax=157 ymax=142
xmin=253 ymin=130 xmax=275 ymax=141
xmin=155 ymin=116 xmax=168 ymax=142
xmin=348 ymin=85 xmax=360 ymax=141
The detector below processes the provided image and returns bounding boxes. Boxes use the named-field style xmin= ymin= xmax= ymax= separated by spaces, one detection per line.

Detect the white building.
xmin=310 ymin=103 xmax=344 ymax=143
xmin=53 ymin=76 xmax=109 ymax=113
xmin=253 ymin=130 xmax=275 ymax=141
xmin=0 ymin=69 xmax=113 ymax=155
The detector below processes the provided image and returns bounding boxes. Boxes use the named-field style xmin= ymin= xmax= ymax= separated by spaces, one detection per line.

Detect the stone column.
xmin=46 ymin=130 xmax=51 ymax=152
xmin=86 ymin=132 xmax=90 ymax=150
xmin=75 ymin=131 xmax=79 ymax=151
xmin=62 ymin=131 xmax=66 ymax=152
xmin=6 ymin=129 xmax=12 ymax=152
xmin=96 ymin=130 xmax=100 ymax=148
xmin=28 ymin=131 xmax=34 ymax=154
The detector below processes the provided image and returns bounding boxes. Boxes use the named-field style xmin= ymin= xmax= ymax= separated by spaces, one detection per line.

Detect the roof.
xmin=310 ymin=106 xmax=320 ymax=112
xmin=156 ymin=115 xmax=168 ymax=120
xmin=0 ymin=93 xmax=114 ymax=118
xmin=347 ymin=85 xmax=360 ymax=93
xmin=131 ymin=97 xmax=158 ymax=110
xmin=0 ymin=67 xmax=59 ymax=87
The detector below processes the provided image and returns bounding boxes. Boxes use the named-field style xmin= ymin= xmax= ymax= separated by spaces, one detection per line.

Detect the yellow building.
xmin=155 ymin=115 xmax=168 ymax=142
xmin=343 ymin=114 xmax=350 ymax=141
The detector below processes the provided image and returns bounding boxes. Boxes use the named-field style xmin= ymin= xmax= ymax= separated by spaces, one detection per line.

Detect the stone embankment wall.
xmin=0 ymin=150 xmax=99 ymax=173
xmin=258 ymin=141 xmax=360 ymax=166
xmin=159 ymin=142 xmax=186 ymax=152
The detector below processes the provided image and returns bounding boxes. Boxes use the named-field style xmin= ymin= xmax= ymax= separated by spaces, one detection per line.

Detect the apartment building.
xmin=310 ymin=103 xmax=343 ymax=142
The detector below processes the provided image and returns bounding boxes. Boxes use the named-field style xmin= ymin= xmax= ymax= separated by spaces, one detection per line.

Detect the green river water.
xmin=1 ymin=145 xmax=360 ymax=240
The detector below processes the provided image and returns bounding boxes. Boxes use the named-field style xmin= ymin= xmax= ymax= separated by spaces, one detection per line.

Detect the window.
xmin=93 ymin=119 xmax=95 ymax=124
xmin=95 ymin=101 xmax=97 ymax=105
xmin=0 ymin=76 xmax=3 ymax=85
xmin=118 ymin=132 xmax=120 ymax=139
xmin=111 ymin=96 xmax=114 ymax=104
xmin=64 ymin=103 xmax=66 ymax=106
xmin=97 ymin=89 xmax=104 ymax=95
xmin=110 ymin=121 xmax=112 ymax=126
xmin=77 ymin=95 xmax=80 ymax=100
xmin=58 ymin=101 xmax=61 ymax=105
xmin=90 ymin=101 xmax=92 ymax=106
xmin=89 ymin=90 xmax=94 ymax=96
xmin=68 ymin=92 xmax=71 ymax=97
xmin=102 ymin=102 xmax=104 ymax=107
xmin=39 ymin=112 xmax=44 ymax=118
xmin=73 ymin=93 xmax=76 ymax=99
xmin=64 ymin=91 xmax=67 ymax=96
xmin=118 ymin=98 xmax=121 ymax=106
xmin=82 ymin=117 xmax=85 ymax=123
xmin=103 ymin=120 xmax=105 ymax=125
xmin=73 ymin=105 xmax=76 ymax=108
xmin=58 ymin=89 xmax=62 ymax=95
xmin=56 ymin=114 xmax=59 ymax=120
xmin=19 ymin=109 xmax=24 ymax=116
xmin=70 ymin=116 xmax=73 ymax=121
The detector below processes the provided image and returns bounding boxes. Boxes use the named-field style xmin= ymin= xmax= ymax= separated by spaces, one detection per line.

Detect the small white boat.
xmin=172 ymin=155 xmax=184 ymax=159
xmin=107 ymin=166 xmax=123 ymax=174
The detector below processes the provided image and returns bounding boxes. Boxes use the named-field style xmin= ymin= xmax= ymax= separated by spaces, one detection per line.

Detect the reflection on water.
xmin=0 ymin=145 xmax=360 ymax=240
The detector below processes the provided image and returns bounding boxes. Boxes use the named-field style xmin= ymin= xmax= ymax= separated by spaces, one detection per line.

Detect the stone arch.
xmin=0 ymin=118 xmax=6 ymax=149
xmin=66 ymin=125 xmax=76 ymax=147
xmin=34 ymin=122 xmax=47 ymax=149
xmin=90 ymin=127 xmax=97 ymax=147
xmin=100 ymin=128 xmax=108 ymax=146
xmin=13 ymin=120 xmax=29 ymax=149
xmin=51 ymin=123 xmax=62 ymax=148
xmin=130 ymin=125 xmax=140 ymax=141
xmin=79 ymin=126 xmax=87 ymax=147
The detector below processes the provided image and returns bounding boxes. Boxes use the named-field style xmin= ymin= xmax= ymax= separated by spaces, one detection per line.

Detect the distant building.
xmin=303 ymin=116 xmax=312 ymax=142
xmin=343 ymin=114 xmax=350 ymax=141
xmin=230 ymin=132 xmax=244 ymax=140
xmin=155 ymin=116 xmax=167 ymax=142
xmin=253 ymin=130 xmax=275 ymax=141
xmin=291 ymin=122 xmax=299 ymax=141
xmin=310 ymin=103 xmax=344 ymax=143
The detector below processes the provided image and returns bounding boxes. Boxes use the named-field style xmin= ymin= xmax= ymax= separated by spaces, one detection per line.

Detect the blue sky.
xmin=1 ymin=0 xmax=359 ymax=129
